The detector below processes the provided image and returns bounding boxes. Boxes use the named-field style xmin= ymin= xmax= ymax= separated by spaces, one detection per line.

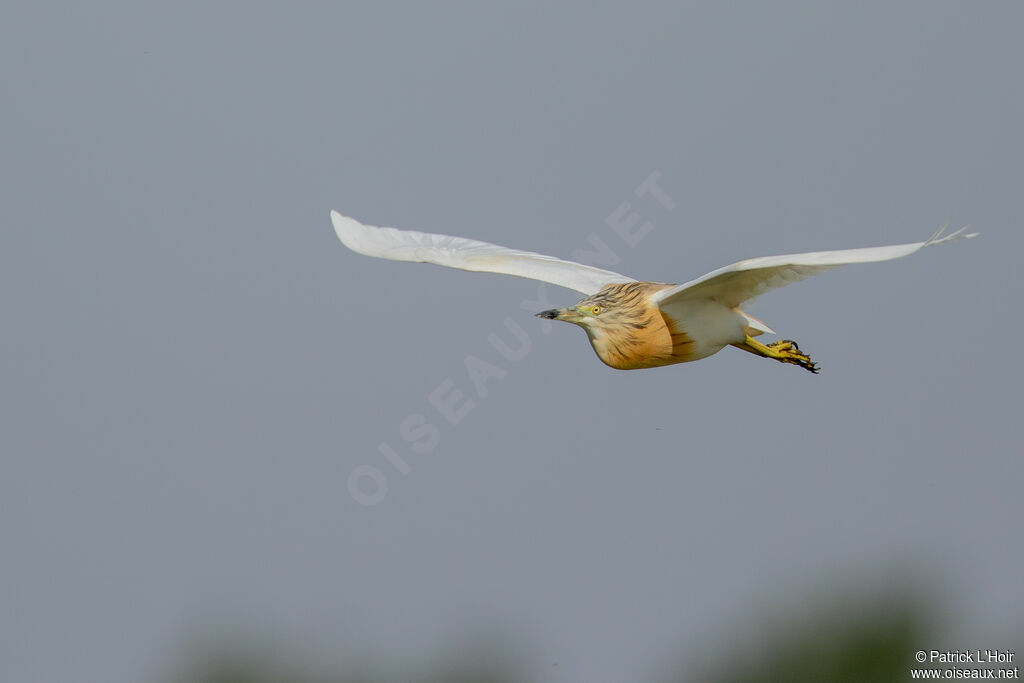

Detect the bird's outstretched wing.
xmin=653 ymin=224 xmax=977 ymax=309
xmin=331 ymin=211 xmax=636 ymax=295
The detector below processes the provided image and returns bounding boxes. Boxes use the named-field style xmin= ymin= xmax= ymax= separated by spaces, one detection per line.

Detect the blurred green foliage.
xmin=678 ymin=590 xmax=928 ymax=683
xmin=169 ymin=582 xmax=1018 ymax=683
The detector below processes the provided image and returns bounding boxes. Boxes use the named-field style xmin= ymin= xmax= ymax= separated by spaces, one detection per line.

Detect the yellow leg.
xmin=731 ymin=336 xmax=819 ymax=374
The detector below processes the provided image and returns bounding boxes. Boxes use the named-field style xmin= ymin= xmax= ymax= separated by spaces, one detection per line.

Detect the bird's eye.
xmin=591 ymin=305 xmax=601 ymax=315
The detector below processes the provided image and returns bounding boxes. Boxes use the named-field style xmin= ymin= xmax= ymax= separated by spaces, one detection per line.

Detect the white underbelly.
xmin=659 ymin=299 xmax=748 ymax=359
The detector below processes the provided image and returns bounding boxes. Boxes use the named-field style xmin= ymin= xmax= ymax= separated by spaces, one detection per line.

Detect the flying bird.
xmin=331 ymin=211 xmax=975 ymax=373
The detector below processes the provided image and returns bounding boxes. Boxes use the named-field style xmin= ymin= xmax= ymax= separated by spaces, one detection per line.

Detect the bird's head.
xmin=535 ymin=283 xmax=668 ymax=369
xmin=536 ymin=282 xmax=658 ymax=340
xmin=535 ymin=294 xmax=620 ymax=336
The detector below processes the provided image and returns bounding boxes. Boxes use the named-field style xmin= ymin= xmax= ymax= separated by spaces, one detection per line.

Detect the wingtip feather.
xmin=330 ymin=210 xmax=372 ymax=251
xmin=924 ymin=223 xmax=978 ymax=247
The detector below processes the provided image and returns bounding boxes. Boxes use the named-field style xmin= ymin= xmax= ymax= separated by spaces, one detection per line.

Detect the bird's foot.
xmin=767 ymin=339 xmax=819 ymax=374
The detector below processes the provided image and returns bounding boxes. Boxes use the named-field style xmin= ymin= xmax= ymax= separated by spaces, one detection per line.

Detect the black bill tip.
xmin=536 ymin=309 xmax=560 ymax=319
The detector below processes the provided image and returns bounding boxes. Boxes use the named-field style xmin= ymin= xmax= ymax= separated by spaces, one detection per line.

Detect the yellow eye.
xmin=591 ymin=305 xmax=601 ymax=315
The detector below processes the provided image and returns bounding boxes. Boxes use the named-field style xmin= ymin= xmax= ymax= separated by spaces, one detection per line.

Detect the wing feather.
xmin=331 ymin=211 xmax=636 ymax=295
xmin=653 ymin=224 xmax=977 ymax=309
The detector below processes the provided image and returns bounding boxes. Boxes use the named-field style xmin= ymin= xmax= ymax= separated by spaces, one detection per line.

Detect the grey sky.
xmin=2 ymin=2 xmax=1021 ymax=682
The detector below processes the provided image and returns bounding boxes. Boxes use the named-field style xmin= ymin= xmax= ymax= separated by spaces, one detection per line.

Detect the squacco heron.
xmin=331 ymin=211 xmax=976 ymax=373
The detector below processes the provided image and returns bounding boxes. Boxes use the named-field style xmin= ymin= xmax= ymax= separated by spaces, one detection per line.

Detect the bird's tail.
xmin=737 ymin=309 xmax=775 ymax=336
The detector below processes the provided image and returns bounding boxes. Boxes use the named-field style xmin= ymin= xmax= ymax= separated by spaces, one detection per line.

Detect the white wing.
xmin=653 ymin=224 xmax=978 ymax=309
xmin=331 ymin=211 xmax=636 ymax=295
